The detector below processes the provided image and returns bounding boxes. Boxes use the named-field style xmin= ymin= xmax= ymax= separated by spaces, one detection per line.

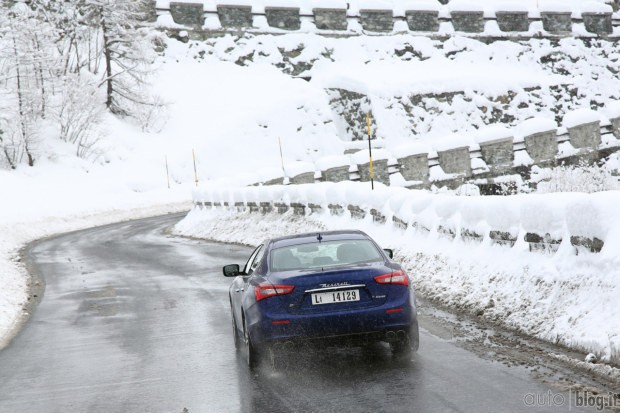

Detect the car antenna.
xmin=317 ymin=233 xmax=323 ymax=242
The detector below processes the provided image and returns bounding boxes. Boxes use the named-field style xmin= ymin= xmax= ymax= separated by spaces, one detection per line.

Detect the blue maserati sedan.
xmin=223 ymin=230 xmax=419 ymax=368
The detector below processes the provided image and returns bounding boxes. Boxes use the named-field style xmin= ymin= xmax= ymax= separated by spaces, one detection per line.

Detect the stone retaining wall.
xmin=265 ymin=106 xmax=620 ymax=192
xmin=156 ymin=2 xmax=616 ymax=37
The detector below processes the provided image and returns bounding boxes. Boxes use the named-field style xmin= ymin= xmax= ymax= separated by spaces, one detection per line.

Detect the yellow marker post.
xmin=366 ymin=112 xmax=374 ymax=190
xmin=192 ymin=149 xmax=198 ymax=187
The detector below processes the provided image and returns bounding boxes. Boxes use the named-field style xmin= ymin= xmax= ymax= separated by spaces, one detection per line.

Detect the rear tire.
xmin=230 ymin=299 xmax=241 ymax=351
xmin=231 ymin=313 xmax=241 ymax=351
xmin=244 ymin=316 xmax=259 ymax=369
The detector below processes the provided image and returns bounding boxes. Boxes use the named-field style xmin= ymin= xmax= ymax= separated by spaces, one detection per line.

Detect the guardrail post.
xmin=567 ymin=120 xmax=601 ymax=150
xmin=524 ymin=130 xmax=558 ymax=165
xmin=357 ymin=158 xmax=390 ymax=185
xmin=322 ymin=165 xmax=350 ymax=182
xmin=496 ymin=11 xmax=529 ymax=32
xmin=265 ymin=6 xmax=301 ymax=30
xmin=313 ymin=8 xmax=348 ymax=30
xmin=405 ymin=10 xmax=440 ymax=32
xmin=398 ymin=152 xmax=430 ymax=183
xmin=450 ymin=10 xmax=485 ymax=33
xmin=437 ymin=147 xmax=472 ymax=177
xmin=610 ymin=116 xmax=620 ymax=139
xmin=541 ymin=12 xmax=572 ymax=33
xmin=289 ymin=172 xmax=315 ymax=184
xmin=582 ymin=12 xmax=613 ymax=35
xmin=169 ymin=2 xmax=204 ymax=27
xmin=359 ymin=9 xmax=394 ymax=32
xmin=479 ymin=137 xmax=514 ymax=172
xmin=217 ymin=5 xmax=253 ymax=28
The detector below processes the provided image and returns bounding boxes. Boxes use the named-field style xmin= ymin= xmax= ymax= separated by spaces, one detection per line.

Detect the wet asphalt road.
xmin=0 ymin=214 xmax=598 ymax=413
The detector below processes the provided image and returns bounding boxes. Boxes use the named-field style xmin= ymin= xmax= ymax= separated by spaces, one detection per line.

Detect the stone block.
xmin=393 ymin=216 xmax=408 ymax=230
xmin=142 ymin=0 xmax=158 ymax=22
xmin=291 ymin=202 xmax=306 ymax=216
xmin=289 ymin=172 xmax=315 ymax=184
xmin=308 ymin=203 xmax=323 ymax=214
xmin=357 ymin=159 xmax=390 ymax=185
xmin=582 ymin=13 xmax=612 ymax=35
xmin=489 ymin=230 xmax=517 ymax=248
xmin=398 ymin=153 xmax=429 ymax=182
xmin=462 ymin=228 xmax=483 ymax=243
xmin=217 ymin=5 xmax=253 ymax=28
xmin=170 ymin=2 xmax=204 ymax=26
xmin=479 ymin=137 xmax=514 ymax=170
xmin=405 ymin=10 xmax=440 ymax=32
xmin=313 ymin=8 xmax=348 ymax=30
xmin=450 ymin=11 xmax=484 ymax=33
xmin=437 ymin=225 xmax=456 ymax=240
xmin=274 ymin=202 xmax=289 ymax=214
xmin=328 ymin=203 xmax=344 ymax=216
xmin=567 ymin=121 xmax=601 ymax=149
xmin=525 ymin=232 xmax=562 ymax=254
xmin=610 ymin=117 xmax=620 ymax=139
xmin=322 ymin=165 xmax=350 ymax=182
xmin=496 ymin=11 xmax=529 ymax=32
xmin=265 ymin=7 xmax=300 ymax=30
xmin=571 ymin=236 xmax=604 ymax=254
xmin=437 ymin=147 xmax=472 ymax=176
xmin=524 ymin=130 xmax=558 ymax=164
xmin=411 ymin=221 xmax=431 ymax=234
xmin=264 ymin=176 xmax=284 ymax=186
xmin=370 ymin=209 xmax=386 ymax=224
xmin=541 ymin=12 xmax=572 ymax=33
xmin=360 ymin=9 xmax=394 ymax=32
xmin=259 ymin=202 xmax=273 ymax=214
xmin=348 ymin=205 xmax=366 ymax=219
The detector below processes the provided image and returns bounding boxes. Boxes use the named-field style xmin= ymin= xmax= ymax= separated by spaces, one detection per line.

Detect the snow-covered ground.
xmin=167 ymin=34 xmax=620 ymax=156
xmin=2 ymin=20 xmax=620 ymax=373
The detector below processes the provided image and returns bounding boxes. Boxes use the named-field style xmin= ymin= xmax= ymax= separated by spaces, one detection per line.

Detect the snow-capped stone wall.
xmin=191 ymin=181 xmax=617 ymax=257
xmin=248 ymin=105 xmax=620 ymax=191
xmin=152 ymin=0 xmax=617 ymax=36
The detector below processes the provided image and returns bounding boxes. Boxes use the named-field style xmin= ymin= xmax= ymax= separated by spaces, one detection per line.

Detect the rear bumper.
xmin=248 ymin=291 xmax=417 ymax=347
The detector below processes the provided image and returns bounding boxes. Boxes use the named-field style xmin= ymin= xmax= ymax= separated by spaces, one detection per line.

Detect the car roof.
xmin=269 ymin=230 xmax=369 ymax=249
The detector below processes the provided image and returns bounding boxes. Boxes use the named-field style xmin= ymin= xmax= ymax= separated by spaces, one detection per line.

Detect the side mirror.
xmin=223 ymin=264 xmax=240 ymax=277
xmin=383 ymin=249 xmax=394 ymax=259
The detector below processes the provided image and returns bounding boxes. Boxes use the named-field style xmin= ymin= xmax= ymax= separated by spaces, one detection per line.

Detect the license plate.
xmin=311 ymin=289 xmax=360 ymax=305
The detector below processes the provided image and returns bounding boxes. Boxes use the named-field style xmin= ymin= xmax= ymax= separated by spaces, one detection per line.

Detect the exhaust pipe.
xmin=386 ymin=331 xmax=396 ymax=341
xmin=397 ymin=330 xmax=407 ymax=340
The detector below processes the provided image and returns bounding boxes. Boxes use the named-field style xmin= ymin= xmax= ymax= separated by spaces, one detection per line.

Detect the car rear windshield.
xmin=270 ymin=239 xmax=383 ymax=272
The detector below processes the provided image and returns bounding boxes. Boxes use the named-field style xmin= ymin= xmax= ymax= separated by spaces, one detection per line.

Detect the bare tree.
xmin=56 ymin=73 xmax=104 ymax=159
xmin=0 ymin=0 xmax=166 ymax=168
xmin=0 ymin=5 xmax=53 ymax=167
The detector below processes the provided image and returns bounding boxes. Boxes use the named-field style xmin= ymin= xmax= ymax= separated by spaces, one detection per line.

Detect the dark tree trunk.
xmin=100 ymin=11 xmax=115 ymax=112
xmin=11 ymin=26 xmax=35 ymax=167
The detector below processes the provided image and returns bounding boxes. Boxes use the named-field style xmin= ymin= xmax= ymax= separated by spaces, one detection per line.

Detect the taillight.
xmin=255 ymin=284 xmax=295 ymax=301
xmin=374 ymin=270 xmax=409 ymax=286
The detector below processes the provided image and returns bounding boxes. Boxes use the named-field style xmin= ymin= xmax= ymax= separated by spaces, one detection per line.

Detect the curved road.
xmin=0 ymin=214 xmax=603 ymax=412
